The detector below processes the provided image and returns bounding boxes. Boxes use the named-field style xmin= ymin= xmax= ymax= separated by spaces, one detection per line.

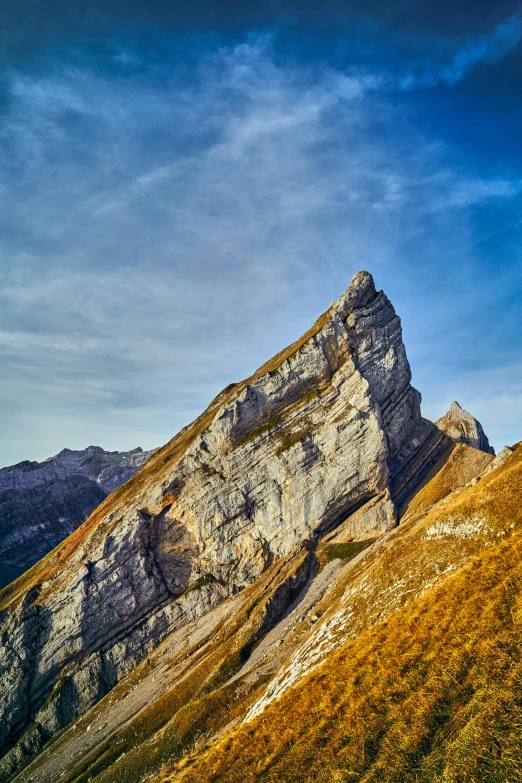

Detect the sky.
xmin=1 ymin=0 xmax=521 ymax=466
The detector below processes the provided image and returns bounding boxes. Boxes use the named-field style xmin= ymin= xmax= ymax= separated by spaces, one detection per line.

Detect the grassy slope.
xmin=401 ymin=443 xmax=494 ymax=521
xmin=5 ymin=443 xmax=509 ymax=783
xmin=150 ymin=444 xmax=522 ymax=783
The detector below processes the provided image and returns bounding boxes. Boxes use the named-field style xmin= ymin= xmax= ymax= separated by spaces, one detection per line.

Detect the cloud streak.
xmin=0 ymin=25 xmax=521 ymax=465
xmin=399 ymin=14 xmax=522 ymax=89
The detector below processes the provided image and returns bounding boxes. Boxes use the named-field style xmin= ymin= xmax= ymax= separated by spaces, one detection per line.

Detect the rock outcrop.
xmin=435 ymin=401 xmax=495 ymax=454
xmin=0 ymin=271 xmax=495 ymax=778
xmin=0 ymin=446 xmax=153 ymax=574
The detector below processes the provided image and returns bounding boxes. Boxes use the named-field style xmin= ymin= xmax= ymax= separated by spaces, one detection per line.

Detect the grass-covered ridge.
xmin=400 ymin=442 xmax=494 ymax=520
xmin=149 ymin=445 xmax=522 ymax=783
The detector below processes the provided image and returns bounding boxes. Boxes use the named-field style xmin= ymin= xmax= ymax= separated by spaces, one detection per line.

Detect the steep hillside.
xmin=0 ymin=271 xmax=499 ymax=782
xmin=0 ymin=446 xmax=153 ymax=577
xmin=158 ymin=442 xmax=521 ymax=783
xmin=4 ymin=430 xmax=511 ymax=783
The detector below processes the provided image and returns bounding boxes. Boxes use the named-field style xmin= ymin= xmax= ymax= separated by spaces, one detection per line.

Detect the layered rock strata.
xmin=8 ymin=438 xmax=510 ymax=783
xmin=0 ymin=271 xmax=494 ymax=777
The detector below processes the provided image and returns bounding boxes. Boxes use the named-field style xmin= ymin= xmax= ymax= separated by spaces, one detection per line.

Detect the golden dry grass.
xmin=146 ymin=445 xmax=522 ymax=783
xmin=401 ymin=443 xmax=494 ymax=522
xmin=8 ymin=443 xmax=519 ymax=783
xmin=3 ymin=286 xmax=516 ymax=782
xmin=25 ymin=443 xmax=517 ymax=783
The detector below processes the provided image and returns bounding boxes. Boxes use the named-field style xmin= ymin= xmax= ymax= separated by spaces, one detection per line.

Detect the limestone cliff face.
xmin=436 ymin=401 xmax=495 ymax=455
xmin=0 ymin=271 xmax=494 ymax=777
xmin=0 ymin=446 xmax=154 ymax=574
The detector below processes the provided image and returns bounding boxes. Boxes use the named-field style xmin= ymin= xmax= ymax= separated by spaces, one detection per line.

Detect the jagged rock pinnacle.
xmin=347 ymin=270 xmax=377 ymax=306
xmin=436 ymin=402 xmax=495 ymax=455
xmin=333 ymin=271 xmax=379 ymax=318
xmin=0 ymin=272 xmax=493 ymax=776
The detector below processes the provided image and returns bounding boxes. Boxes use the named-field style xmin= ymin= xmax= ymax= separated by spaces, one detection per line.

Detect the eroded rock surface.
xmin=0 ymin=272 xmax=495 ymax=778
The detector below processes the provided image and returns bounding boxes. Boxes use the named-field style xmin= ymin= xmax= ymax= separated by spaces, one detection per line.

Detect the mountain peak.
xmin=0 ymin=445 xmax=154 ymax=577
xmin=339 ymin=269 xmax=378 ymax=309
xmin=350 ymin=269 xmax=376 ymax=294
xmin=436 ymin=401 xmax=495 ymax=455
xmin=0 ymin=273 xmax=500 ymax=778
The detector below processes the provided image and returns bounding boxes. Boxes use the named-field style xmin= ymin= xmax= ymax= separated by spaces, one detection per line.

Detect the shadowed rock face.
xmin=0 ymin=446 xmax=154 ymax=572
xmin=0 ymin=272 xmax=495 ymax=777
xmin=436 ymin=401 xmax=495 ymax=455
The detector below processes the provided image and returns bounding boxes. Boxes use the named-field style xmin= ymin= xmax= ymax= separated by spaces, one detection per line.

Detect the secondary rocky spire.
xmin=435 ymin=401 xmax=495 ymax=455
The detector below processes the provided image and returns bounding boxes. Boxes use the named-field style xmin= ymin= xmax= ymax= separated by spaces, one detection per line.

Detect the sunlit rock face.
xmin=0 ymin=271 xmax=494 ymax=777
xmin=435 ymin=401 xmax=495 ymax=455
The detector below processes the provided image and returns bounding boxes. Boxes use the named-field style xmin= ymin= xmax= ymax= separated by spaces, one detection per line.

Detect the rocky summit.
xmin=435 ymin=400 xmax=495 ymax=454
xmin=0 ymin=446 xmax=154 ymax=583
xmin=0 ymin=271 xmax=510 ymax=783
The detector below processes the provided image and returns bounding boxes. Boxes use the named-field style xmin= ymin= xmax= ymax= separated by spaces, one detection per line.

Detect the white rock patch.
xmin=425 ymin=513 xmax=491 ymax=540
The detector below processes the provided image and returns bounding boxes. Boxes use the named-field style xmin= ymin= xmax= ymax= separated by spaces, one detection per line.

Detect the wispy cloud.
xmin=442 ymin=14 xmax=522 ymax=84
xmin=0 ymin=27 xmax=521 ymax=464
xmin=399 ymin=14 xmax=522 ymax=89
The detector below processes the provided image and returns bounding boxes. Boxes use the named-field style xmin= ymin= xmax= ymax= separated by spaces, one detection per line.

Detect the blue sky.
xmin=1 ymin=1 xmax=521 ymax=465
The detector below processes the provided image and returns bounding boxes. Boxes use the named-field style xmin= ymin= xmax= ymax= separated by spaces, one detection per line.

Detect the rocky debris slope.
xmin=0 ymin=446 xmax=153 ymax=573
xmin=436 ymin=400 xmax=495 ymax=454
xmin=0 ymin=271 xmax=495 ymax=779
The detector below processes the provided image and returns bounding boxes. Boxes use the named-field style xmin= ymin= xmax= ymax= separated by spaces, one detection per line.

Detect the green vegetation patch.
xmin=320 ymin=539 xmax=376 ymax=564
xmin=275 ymin=429 xmax=306 ymax=455
xmin=235 ymin=385 xmax=324 ymax=451
xmin=185 ymin=574 xmax=223 ymax=594
xmin=236 ymin=411 xmax=285 ymax=448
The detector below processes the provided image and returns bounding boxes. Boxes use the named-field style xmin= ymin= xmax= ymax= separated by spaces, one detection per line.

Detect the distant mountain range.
xmin=0 ymin=445 xmax=153 ymax=588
